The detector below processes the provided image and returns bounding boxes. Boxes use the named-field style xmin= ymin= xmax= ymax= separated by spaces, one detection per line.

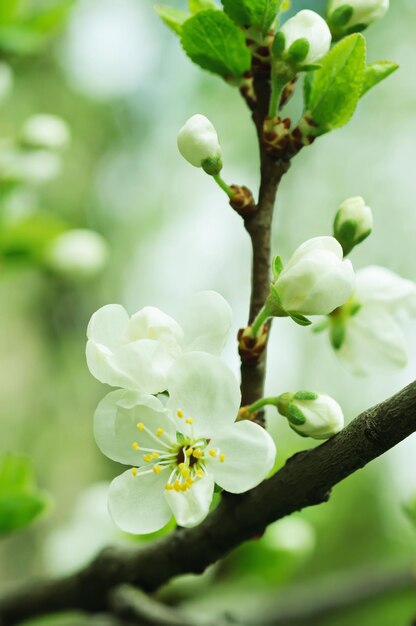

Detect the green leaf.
xmin=330 ymin=322 xmax=346 ymax=350
xmin=222 ymin=0 xmax=282 ymax=35
xmin=155 ymin=5 xmax=188 ymax=36
xmin=181 ymin=10 xmax=251 ymax=79
xmin=189 ymin=0 xmax=219 ymax=14
xmin=272 ymin=254 xmax=283 ymax=279
xmin=0 ymin=454 xmax=50 ymax=537
xmin=307 ymin=34 xmax=366 ymax=132
xmin=361 ymin=61 xmax=399 ymax=97
xmin=286 ymin=403 xmax=306 ymax=426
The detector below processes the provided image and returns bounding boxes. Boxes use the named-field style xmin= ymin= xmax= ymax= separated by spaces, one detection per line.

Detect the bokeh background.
xmin=1 ymin=0 xmax=416 ymax=624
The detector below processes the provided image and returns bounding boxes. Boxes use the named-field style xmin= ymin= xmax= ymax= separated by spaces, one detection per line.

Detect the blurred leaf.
xmin=222 ymin=0 xmax=282 ymax=34
xmin=0 ymin=213 xmax=68 ymax=264
xmin=155 ymin=5 xmax=188 ymax=35
xmin=189 ymin=0 xmax=219 ymax=13
xmin=181 ymin=10 xmax=251 ymax=79
xmin=361 ymin=61 xmax=399 ymax=97
xmin=0 ymin=454 xmax=50 ymax=536
xmin=307 ymin=34 xmax=366 ymax=132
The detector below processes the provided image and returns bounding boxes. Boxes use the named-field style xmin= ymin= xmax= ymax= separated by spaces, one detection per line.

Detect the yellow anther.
xmin=180 ymin=483 xmax=188 ymax=492
xmin=180 ymin=467 xmax=190 ymax=479
xmin=185 ymin=418 xmax=193 ymax=425
xmin=153 ymin=465 xmax=163 ymax=474
xmin=177 ymin=409 xmax=184 ymax=418
xmin=137 ymin=422 xmax=144 ymax=431
xmin=209 ymin=449 xmax=217 ymax=458
xmin=185 ymin=448 xmax=194 ymax=457
xmin=185 ymin=478 xmax=194 ymax=488
xmin=178 ymin=462 xmax=186 ymax=470
xmin=132 ymin=442 xmax=140 ymax=451
xmin=220 ymin=454 xmax=225 ymax=463
xmin=165 ymin=483 xmax=173 ymax=490
xmin=156 ymin=427 xmax=164 ymax=437
xmin=151 ymin=452 xmax=159 ymax=459
xmin=192 ymin=449 xmax=204 ymax=459
xmin=174 ymin=480 xmax=181 ymax=492
xmin=143 ymin=454 xmax=153 ymax=463
xmin=196 ymin=469 xmax=204 ymax=478
xmin=131 ymin=467 xmax=137 ymax=477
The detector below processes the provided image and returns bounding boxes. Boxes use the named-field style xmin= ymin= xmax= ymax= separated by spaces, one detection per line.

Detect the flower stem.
xmin=250 ymin=305 xmax=270 ymax=337
xmin=248 ymin=396 xmax=280 ymax=413
xmin=212 ymin=173 xmax=235 ymax=198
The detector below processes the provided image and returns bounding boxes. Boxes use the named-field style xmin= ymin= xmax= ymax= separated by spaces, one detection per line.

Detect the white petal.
xmin=86 ymin=340 xmax=137 ymax=389
xmin=108 ymin=470 xmax=171 ymax=534
xmin=281 ymin=10 xmax=331 ymax=65
xmin=205 ymin=420 xmax=276 ymax=493
xmin=337 ymin=305 xmax=408 ymax=376
xmin=108 ymin=340 xmax=176 ymax=393
xmin=167 ymin=352 xmax=241 ymax=438
xmin=283 ymin=236 xmax=343 ymax=273
xmin=179 ymin=291 xmax=232 ymax=355
xmin=87 ymin=304 xmax=129 ymax=345
xmin=177 ymin=114 xmax=221 ymax=168
xmin=94 ymin=389 xmax=175 ymax=465
xmin=165 ymin=473 xmax=214 ymax=528
xmin=125 ymin=306 xmax=183 ymax=349
xmin=356 ymin=266 xmax=416 ymax=315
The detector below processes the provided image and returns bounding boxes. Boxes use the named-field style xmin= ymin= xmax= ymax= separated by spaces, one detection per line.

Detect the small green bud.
xmin=201 ymin=156 xmax=223 ymax=175
xmin=334 ymin=196 xmax=373 ymax=256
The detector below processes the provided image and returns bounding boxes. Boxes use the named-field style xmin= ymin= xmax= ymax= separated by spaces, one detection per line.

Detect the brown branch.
xmin=239 ymin=68 xmax=290 ymax=406
xmin=1 ymin=381 xmax=415 ymax=625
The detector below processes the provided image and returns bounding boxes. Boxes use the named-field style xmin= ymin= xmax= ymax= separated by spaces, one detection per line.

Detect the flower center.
xmin=129 ymin=408 xmax=225 ymax=492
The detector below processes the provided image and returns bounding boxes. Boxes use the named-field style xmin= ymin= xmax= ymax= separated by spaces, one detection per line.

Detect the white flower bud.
xmin=177 ymin=114 xmax=222 ymax=173
xmin=21 ymin=114 xmax=71 ymax=150
xmin=280 ymin=10 xmax=332 ymax=65
xmin=329 ymin=0 xmax=389 ymax=28
xmin=273 ymin=236 xmax=355 ymax=316
xmin=334 ymin=196 xmax=373 ymax=255
xmin=45 ymin=229 xmax=108 ymax=279
xmin=280 ymin=391 xmax=344 ymax=439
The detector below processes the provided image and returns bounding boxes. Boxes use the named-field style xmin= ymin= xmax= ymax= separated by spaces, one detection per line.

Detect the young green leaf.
xmin=361 ymin=61 xmax=399 ymax=97
xmin=307 ymin=33 xmax=366 ymax=132
xmin=0 ymin=454 xmax=50 ymax=536
xmin=155 ymin=5 xmax=188 ymax=36
xmin=181 ymin=10 xmax=251 ymax=79
xmin=222 ymin=0 xmax=282 ymax=35
xmin=189 ymin=0 xmax=219 ymax=14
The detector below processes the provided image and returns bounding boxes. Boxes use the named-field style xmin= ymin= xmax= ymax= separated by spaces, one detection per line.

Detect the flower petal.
xmin=165 ymin=473 xmax=214 ymax=528
xmin=87 ymin=304 xmax=129 ymax=345
xmin=337 ymin=305 xmax=408 ymax=376
xmin=356 ymin=266 xmax=416 ymax=316
xmin=167 ymin=352 xmax=241 ymax=438
xmin=125 ymin=306 xmax=183 ymax=349
xmin=178 ymin=291 xmax=232 ymax=356
xmin=110 ymin=340 xmax=176 ymax=394
xmin=283 ymin=236 xmax=343 ymax=273
xmin=94 ymin=389 xmax=175 ymax=466
xmin=206 ymin=420 xmax=276 ymax=493
xmin=108 ymin=470 xmax=171 ymax=534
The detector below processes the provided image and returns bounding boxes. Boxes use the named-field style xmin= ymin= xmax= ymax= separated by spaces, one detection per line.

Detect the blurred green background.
xmin=0 ymin=0 xmax=416 ymax=624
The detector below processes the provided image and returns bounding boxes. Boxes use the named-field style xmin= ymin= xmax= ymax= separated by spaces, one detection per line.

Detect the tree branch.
xmin=1 ymin=381 xmax=415 ymax=625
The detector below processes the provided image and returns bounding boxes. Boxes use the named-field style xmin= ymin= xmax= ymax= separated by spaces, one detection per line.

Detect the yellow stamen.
xmin=143 ymin=454 xmax=153 ymax=463
xmin=174 ymin=480 xmax=181 ymax=492
xmin=192 ymin=449 xmax=204 ymax=459
xmin=156 ymin=427 xmax=164 ymax=437
xmin=185 ymin=448 xmax=194 ymax=457
xmin=165 ymin=483 xmax=173 ymax=490
xmin=185 ymin=418 xmax=193 ymax=425
xmin=185 ymin=478 xmax=194 ymax=488
xmin=177 ymin=409 xmax=183 ymax=418
xmin=196 ymin=469 xmax=204 ymax=478
xmin=220 ymin=454 xmax=225 ymax=463
xmin=180 ymin=483 xmax=188 ymax=492
xmin=180 ymin=467 xmax=190 ymax=479
xmin=153 ymin=465 xmax=163 ymax=474
xmin=131 ymin=467 xmax=137 ymax=477
xmin=209 ymin=449 xmax=217 ymax=458
xmin=132 ymin=442 xmax=140 ymax=451
xmin=137 ymin=422 xmax=144 ymax=431
xmin=151 ymin=452 xmax=159 ymax=459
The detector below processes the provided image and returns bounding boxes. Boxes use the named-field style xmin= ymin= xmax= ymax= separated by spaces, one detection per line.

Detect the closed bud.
xmin=45 ymin=229 xmax=109 ymax=279
xmin=21 ymin=114 xmax=71 ymax=150
xmin=177 ymin=114 xmax=222 ymax=174
xmin=280 ymin=10 xmax=332 ymax=66
xmin=334 ymin=196 xmax=373 ymax=255
xmin=278 ymin=391 xmax=344 ymax=439
xmin=328 ymin=0 xmax=389 ymax=29
xmin=271 ymin=236 xmax=355 ymax=317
